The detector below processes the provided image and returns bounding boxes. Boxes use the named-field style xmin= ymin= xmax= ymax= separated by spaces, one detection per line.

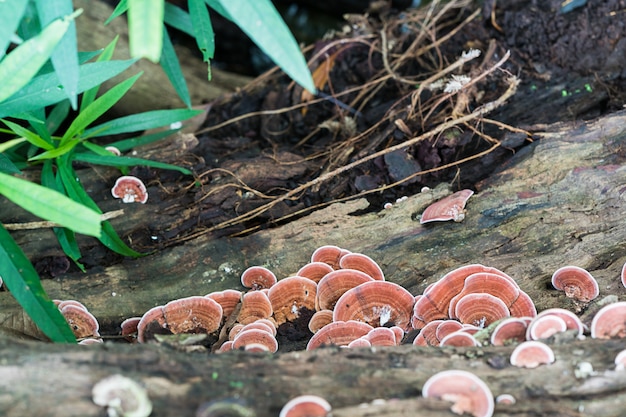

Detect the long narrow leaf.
xmin=0 ymin=224 xmax=76 ymax=343
xmin=0 ymin=60 xmax=136 ymax=118
xmin=35 ymin=0 xmax=80 ymax=109
xmin=128 ymin=0 xmax=164 ymax=63
xmin=0 ymin=9 xmax=82 ymax=102
xmin=109 ymin=129 xmax=180 ymax=152
xmin=0 ymin=154 xmax=21 ymax=174
xmin=164 ymin=2 xmax=194 ymax=36
xmin=80 ymin=36 xmax=119 ymax=113
xmin=57 ymin=157 xmax=143 ymax=258
xmin=0 ymin=0 xmax=29 ymax=60
xmin=28 ymin=138 xmax=80 ymax=161
xmin=161 ymin=27 xmax=191 ymax=108
xmin=85 ymin=108 xmax=202 ymax=137
xmin=105 ymin=0 xmax=128 ymax=25
xmin=1 ymin=119 xmax=53 ymax=151
xmin=41 ymin=161 xmax=85 ymax=271
xmin=61 ymin=72 xmax=142 ymax=144
xmin=72 ymin=152 xmax=192 ymax=175
xmin=0 ymin=172 xmax=102 ymax=237
xmin=189 ymin=0 xmax=214 ymax=73
xmin=209 ymin=0 xmax=315 ymax=93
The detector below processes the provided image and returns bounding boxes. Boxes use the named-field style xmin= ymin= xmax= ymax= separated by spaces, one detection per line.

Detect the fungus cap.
xmin=439 ymin=331 xmax=480 ymax=347
xmin=240 ymin=266 xmax=277 ymax=290
xmin=267 ymin=276 xmax=317 ymax=325
xmin=333 ymin=280 xmax=415 ymax=331
xmin=422 ymin=369 xmax=494 ymax=417
xmin=448 ymin=273 xmax=520 ymax=319
xmin=297 ymin=262 xmax=334 ymax=283
xmin=490 ymin=317 xmax=528 ymax=346
xmin=111 ymin=175 xmax=148 ymax=204
xmin=306 ymin=320 xmax=373 ymax=350
xmin=308 ymin=309 xmax=334 ymax=334
xmin=232 ymin=329 xmax=278 ymax=353
xmin=60 ymin=304 xmax=100 ymax=339
xmin=526 ymin=314 xmax=567 ymax=340
xmin=454 ymin=293 xmax=510 ymax=328
xmin=310 ymin=245 xmax=346 ymax=269
xmin=590 ymin=301 xmax=626 ymax=339
xmin=163 ymin=296 xmax=223 ymax=335
xmin=510 ymin=340 xmax=555 ymax=368
xmin=238 ymin=291 xmax=273 ymax=324
xmin=420 ymin=189 xmax=474 ymax=223
xmin=92 ymin=374 xmax=152 ymax=417
xmin=315 ymin=269 xmax=373 ymax=311
xmin=338 ymin=252 xmax=385 ymax=281
xmin=551 ymin=266 xmax=599 ymax=302
xmin=535 ymin=308 xmax=584 ymax=337
xmin=279 ymin=395 xmax=331 ymax=417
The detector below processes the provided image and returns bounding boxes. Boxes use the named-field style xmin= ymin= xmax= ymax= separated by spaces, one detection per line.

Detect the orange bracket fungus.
xmin=551 ymin=265 xmax=599 ymax=302
xmin=59 ymin=303 xmax=100 ymax=339
xmin=279 ymin=395 xmax=332 ymax=417
xmin=526 ymin=314 xmax=567 ymax=340
xmin=267 ymin=276 xmax=317 ymax=325
xmin=421 ymin=369 xmax=494 ymax=417
xmin=490 ymin=318 xmax=528 ymax=346
xmin=510 ymin=340 xmax=555 ymax=368
xmin=590 ymin=301 xmax=626 ymax=339
xmin=306 ymin=320 xmax=373 ymax=350
xmin=338 ymin=252 xmax=385 ymax=280
xmin=92 ymin=374 xmax=152 ymax=417
xmin=111 ymin=175 xmax=148 ymax=204
xmin=240 ymin=266 xmax=277 ymax=290
xmin=420 ymin=189 xmax=474 ymax=224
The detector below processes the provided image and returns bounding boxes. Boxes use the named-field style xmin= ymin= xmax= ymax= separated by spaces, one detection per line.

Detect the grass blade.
xmin=0 ymin=224 xmax=76 ymax=343
xmin=0 ymin=171 xmax=102 ymax=237
xmin=0 ymin=0 xmax=29 ymax=60
xmin=105 ymin=0 xmax=128 ymax=25
xmin=164 ymin=2 xmax=194 ymax=36
xmin=0 ymin=59 xmax=136 ymax=118
xmin=80 ymin=36 xmax=119 ymax=113
xmin=210 ymin=0 xmax=315 ymax=93
xmin=0 ymin=9 xmax=82 ymax=103
xmin=72 ymin=152 xmax=192 ymax=175
xmin=61 ymin=72 xmax=142 ymax=144
xmin=1 ymin=119 xmax=53 ymax=151
xmin=85 ymin=108 xmax=201 ymax=137
xmin=161 ymin=27 xmax=191 ymax=108
xmin=35 ymin=0 xmax=80 ymax=109
xmin=189 ymin=0 xmax=214 ymax=74
xmin=128 ymin=0 xmax=164 ymax=63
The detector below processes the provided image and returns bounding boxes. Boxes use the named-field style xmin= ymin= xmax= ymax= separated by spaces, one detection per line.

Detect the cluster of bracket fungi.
xmin=58 ymin=242 xmax=626 ymax=417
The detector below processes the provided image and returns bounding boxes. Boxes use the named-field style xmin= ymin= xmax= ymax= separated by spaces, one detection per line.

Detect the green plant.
xmin=108 ymin=0 xmax=316 ymax=106
xmin=0 ymin=0 xmax=314 ymax=343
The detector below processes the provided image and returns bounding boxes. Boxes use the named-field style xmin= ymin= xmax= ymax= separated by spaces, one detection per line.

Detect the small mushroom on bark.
xmin=551 ymin=265 xmax=599 ymax=302
xmin=111 ymin=176 xmax=148 ymax=204
xmin=421 ymin=369 xmax=494 ymax=417
xmin=92 ymin=374 xmax=152 ymax=417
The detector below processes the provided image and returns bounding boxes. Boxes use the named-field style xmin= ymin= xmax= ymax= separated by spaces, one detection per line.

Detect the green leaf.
xmin=0 ymin=9 xmax=82 ymax=103
xmin=85 ymin=108 xmax=202 ymax=137
xmin=35 ymin=0 xmax=80 ymax=109
xmin=0 ymin=137 xmax=27 ymax=153
xmin=164 ymin=2 xmax=194 ymax=36
xmin=109 ymin=129 xmax=180 ymax=152
xmin=209 ymin=0 xmax=315 ymax=93
xmin=161 ymin=27 xmax=191 ymax=108
xmin=105 ymin=0 xmax=128 ymax=25
xmin=72 ymin=152 xmax=192 ymax=175
xmin=57 ymin=157 xmax=143 ymax=258
xmin=0 ymin=153 xmax=21 ymax=174
xmin=128 ymin=0 xmax=164 ymax=63
xmin=61 ymin=72 xmax=142 ymax=144
xmin=0 ymin=172 xmax=101 ymax=237
xmin=1 ymin=119 xmax=53 ymax=151
xmin=41 ymin=161 xmax=84 ymax=271
xmin=0 ymin=0 xmax=29 ymax=60
xmin=80 ymin=36 xmax=119 ymax=113
xmin=0 ymin=60 xmax=136 ymax=118
xmin=189 ymin=0 xmax=214 ymax=70
xmin=28 ymin=138 xmax=81 ymax=161
xmin=0 ymin=223 xmax=76 ymax=343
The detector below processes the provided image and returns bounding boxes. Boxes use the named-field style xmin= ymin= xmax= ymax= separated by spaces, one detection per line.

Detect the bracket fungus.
xmin=490 ymin=318 xmax=528 ymax=346
xmin=111 ymin=176 xmax=148 ymax=204
xmin=268 ymin=276 xmax=317 ymax=325
xmin=315 ymin=269 xmax=373 ymax=311
xmin=590 ymin=301 xmax=626 ymax=339
xmin=240 ymin=266 xmax=277 ymax=290
xmin=551 ymin=266 xmax=599 ymax=302
xmin=59 ymin=303 xmax=100 ymax=339
xmin=306 ymin=320 xmax=373 ymax=350
xmin=333 ymin=280 xmax=415 ymax=331
xmin=510 ymin=340 xmax=555 ymax=368
xmin=420 ymin=189 xmax=474 ymax=224
xmin=92 ymin=374 xmax=152 ymax=417
xmin=338 ymin=252 xmax=385 ymax=280
xmin=421 ymin=369 xmax=494 ymax=417
xmin=526 ymin=314 xmax=567 ymax=340
xmin=279 ymin=395 xmax=332 ymax=417
xmin=310 ymin=245 xmax=347 ymax=269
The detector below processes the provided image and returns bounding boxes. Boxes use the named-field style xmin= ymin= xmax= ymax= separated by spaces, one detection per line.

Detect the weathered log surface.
xmin=1 ymin=107 xmax=625 ymax=416
xmin=1 ymin=334 xmax=626 ymax=417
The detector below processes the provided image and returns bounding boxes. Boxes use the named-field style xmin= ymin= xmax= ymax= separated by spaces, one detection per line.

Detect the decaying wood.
xmin=0 ymin=111 xmax=625 ymax=415
xmin=1 ymin=335 xmax=626 ymax=417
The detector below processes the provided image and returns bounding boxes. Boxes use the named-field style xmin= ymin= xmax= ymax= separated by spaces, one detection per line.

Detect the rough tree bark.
xmin=0 ymin=109 xmax=625 ymax=416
